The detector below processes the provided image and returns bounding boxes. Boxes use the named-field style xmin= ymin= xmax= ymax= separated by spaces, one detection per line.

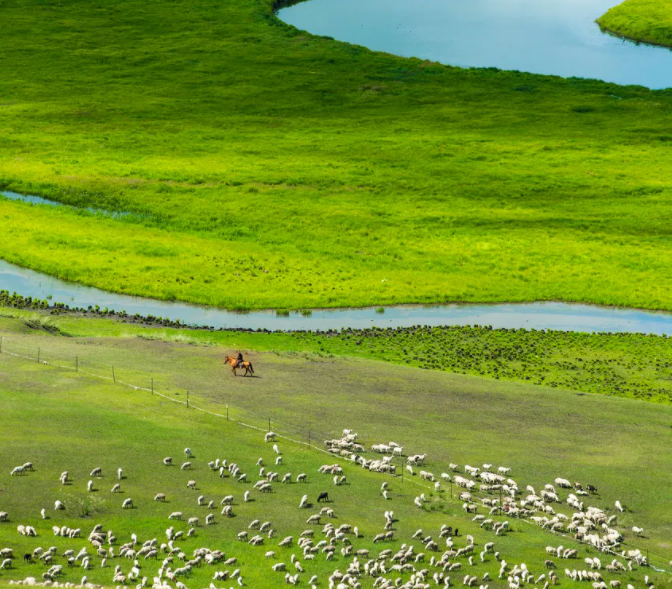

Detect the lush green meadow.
xmin=598 ymin=0 xmax=672 ymax=47
xmin=1 ymin=312 xmax=672 ymax=565
xmin=2 ymin=0 xmax=672 ymax=309
xmin=1 ymin=322 xmax=672 ymax=588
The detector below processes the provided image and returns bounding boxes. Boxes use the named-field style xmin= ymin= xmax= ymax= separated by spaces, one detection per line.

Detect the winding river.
xmin=279 ymin=0 xmax=672 ymax=89
xmin=4 ymin=191 xmax=672 ymax=334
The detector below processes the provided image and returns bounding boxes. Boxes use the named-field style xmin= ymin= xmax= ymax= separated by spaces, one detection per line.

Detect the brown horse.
xmin=224 ymin=355 xmax=255 ymax=377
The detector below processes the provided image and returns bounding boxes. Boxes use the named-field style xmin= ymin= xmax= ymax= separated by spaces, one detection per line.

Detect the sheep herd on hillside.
xmin=0 ymin=429 xmax=664 ymax=589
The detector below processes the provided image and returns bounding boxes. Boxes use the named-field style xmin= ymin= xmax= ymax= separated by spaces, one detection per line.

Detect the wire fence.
xmin=0 ymin=335 xmax=670 ymax=574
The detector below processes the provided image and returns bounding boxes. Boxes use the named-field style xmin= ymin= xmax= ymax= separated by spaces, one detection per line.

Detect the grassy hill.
xmin=2 ymin=0 xmax=672 ymax=309
xmin=598 ymin=0 xmax=672 ymax=47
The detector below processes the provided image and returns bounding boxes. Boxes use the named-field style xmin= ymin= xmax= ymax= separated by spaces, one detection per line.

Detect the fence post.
xmin=268 ymin=417 xmax=271 ymax=432
xmin=308 ymin=430 xmax=311 ymax=448
xmin=75 ymin=356 xmax=78 ymax=373
xmin=112 ymin=366 xmax=115 ymax=384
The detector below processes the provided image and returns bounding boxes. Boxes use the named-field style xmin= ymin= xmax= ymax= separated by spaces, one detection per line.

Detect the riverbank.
xmin=3 ymin=0 xmax=672 ymax=311
xmin=598 ymin=0 xmax=672 ymax=47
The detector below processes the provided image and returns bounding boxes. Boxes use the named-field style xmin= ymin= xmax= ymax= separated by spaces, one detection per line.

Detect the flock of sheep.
xmin=0 ymin=428 xmax=664 ymax=589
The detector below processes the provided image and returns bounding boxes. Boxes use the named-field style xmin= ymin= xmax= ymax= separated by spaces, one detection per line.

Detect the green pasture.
xmin=599 ymin=0 xmax=672 ymax=47
xmin=2 ymin=0 xmax=672 ymax=309
xmin=3 ymin=308 xmax=672 ymax=404
xmin=0 ymin=312 xmax=671 ymax=569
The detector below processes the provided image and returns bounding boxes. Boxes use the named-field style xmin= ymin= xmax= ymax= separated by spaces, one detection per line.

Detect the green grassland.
xmin=1 ymin=325 xmax=672 ymax=588
xmin=598 ymin=0 xmax=672 ymax=47
xmin=1 ymin=311 xmax=672 ymax=567
xmin=4 ymin=308 xmax=672 ymax=405
xmin=3 ymin=0 xmax=672 ymax=309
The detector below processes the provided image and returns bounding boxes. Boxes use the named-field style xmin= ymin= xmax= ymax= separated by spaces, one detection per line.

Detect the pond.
xmin=279 ymin=0 xmax=672 ymax=89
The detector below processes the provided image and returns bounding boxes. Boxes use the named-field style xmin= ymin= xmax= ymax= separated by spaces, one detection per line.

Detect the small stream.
xmin=3 ymin=190 xmax=672 ymax=333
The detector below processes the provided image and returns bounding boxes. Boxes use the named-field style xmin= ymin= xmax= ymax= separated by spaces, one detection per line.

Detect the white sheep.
xmin=184 ymin=448 xmax=192 ymax=458
xmin=187 ymin=480 xmax=197 ymax=490
xmin=90 ymin=467 xmax=102 ymax=477
xmin=265 ymin=432 xmax=276 ymax=442
xmin=273 ymin=444 xmax=281 ymax=455
xmin=163 ymin=457 xmax=172 ymax=466
xmin=111 ymin=483 xmax=121 ymax=493
xmin=181 ymin=462 xmax=192 ymax=470
xmin=117 ymin=468 xmax=123 ymax=480
xmin=54 ymin=500 xmax=65 ymax=511
xmin=87 ymin=480 xmax=94 ymax=492
xmin=122 ymin=498 xmax=133 ymax=509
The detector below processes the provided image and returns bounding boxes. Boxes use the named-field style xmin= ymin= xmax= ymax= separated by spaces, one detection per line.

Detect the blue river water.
xmin=279 ymin=0 xmax=672 ymax=89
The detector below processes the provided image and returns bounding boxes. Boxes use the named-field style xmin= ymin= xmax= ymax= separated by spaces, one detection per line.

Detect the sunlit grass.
xmin=2 ymin=0 xmax=672 ymax=309
xmin=598 ymin=0 xmax=672 ymax=47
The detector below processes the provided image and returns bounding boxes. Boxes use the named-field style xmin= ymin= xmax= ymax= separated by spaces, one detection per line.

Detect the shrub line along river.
xmin=3 ymin=192 xmax=672 ymax=334
xmin=278 ymin=0 xmax=672 ymax=89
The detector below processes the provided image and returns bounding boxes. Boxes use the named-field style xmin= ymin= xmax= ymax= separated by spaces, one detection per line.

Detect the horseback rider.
xmin=235 ymin=351 xmax=244 ymax=368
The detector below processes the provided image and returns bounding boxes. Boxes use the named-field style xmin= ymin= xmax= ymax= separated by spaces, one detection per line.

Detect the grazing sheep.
xmin=184 ymin=448 xmax=192 ymax=457
xmin=187 ymin=480 xmax=197 ymax=490
xmin=117 ymin=468 xmax=123 ymax=480
xmin=205 ymin=514 xmax=214 ymax=525
xmin=112 ymin=484 xmax=121 ymax=493
xmin=168 ymin=512 xmax=182 ymax=520
xmin=0 ymin=512 xmax=8 ymax=522
xmin=632 ymin=526 xmax=643 ymax=537
xmin=10 ymin=466 xmax=24 ymax=476
xmin=265 ymin=432 xmax=276 ymax=442
xmin=163 ymin=457 xmax=172 ymax=466
xmin=181 ymin=462 xmax=192 ymax=470
xmin=222 ymin=495 xmax=234 ymax=505
xmin=54 ymin=500 xmax=65 ymax=511
xmin=188 ymin=517 xmax=199 ymax=527
xmin=87 ymin=480 xmax=94 ymax=492
xmin=122 ymin=498 xmax=133 ymax=509
xmin=90 ymin=468 xmax=102 ymax=478
xmin=273 ymin=444 xmax=281 ymax=455
xmin=615 ymin=501 xmax=625 ymax=512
